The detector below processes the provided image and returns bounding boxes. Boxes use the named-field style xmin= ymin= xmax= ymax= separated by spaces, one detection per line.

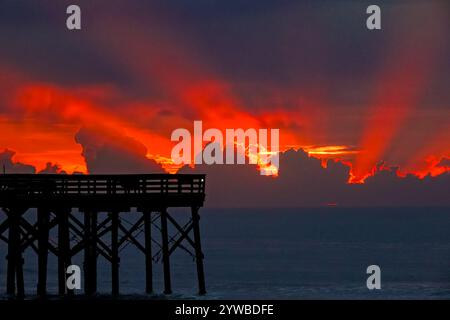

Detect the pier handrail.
xmin=0 ymin=174 xmax=206 ymax=195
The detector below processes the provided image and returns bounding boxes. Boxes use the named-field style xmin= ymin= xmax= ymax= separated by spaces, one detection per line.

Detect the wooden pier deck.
xmin=0 ymin=174 xmax=206 ymax=298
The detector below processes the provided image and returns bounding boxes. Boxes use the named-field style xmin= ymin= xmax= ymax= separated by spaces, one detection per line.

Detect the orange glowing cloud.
xmin=11 ymin=83 xmax=177 ymax=171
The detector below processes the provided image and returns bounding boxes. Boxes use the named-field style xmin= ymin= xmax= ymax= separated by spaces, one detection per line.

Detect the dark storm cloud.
xmin=75 ymin=127 xmax=164 ymax=174
xmin=38 ymin=162 xmax=66 ymax=174
xmin=180 ymin=149 xmax=450 ymax=207
xmin=0 ymin=149 xmax=67 ymax=174
xmin=437 ymin=158 xmax=450 ymax=168
xmin=0 ymin=149 xmax=35 ymax=173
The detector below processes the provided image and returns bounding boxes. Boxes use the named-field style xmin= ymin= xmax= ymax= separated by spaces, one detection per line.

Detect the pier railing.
xmin=0 ymin=174 xmax=205 ymax=195
xmin=0 ymin=174 xmax=206 ymax=209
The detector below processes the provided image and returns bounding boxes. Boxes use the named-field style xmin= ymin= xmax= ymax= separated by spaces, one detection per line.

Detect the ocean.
xmin=1 ymin=207 xmax=450 ymax=299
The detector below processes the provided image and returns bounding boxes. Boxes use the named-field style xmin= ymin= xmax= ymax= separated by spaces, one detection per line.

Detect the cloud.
xmin=37 ymin=162 xmax=66 ymax=174
xmin=0 ymin=149 xmax=35 ymax=173
xmin=437 ymin=158 xmax=450 ymax=168
xmin=0 ymin=149 xmax=69 ymax=174
xmin=75 ymin=127 xmax=164 ymax=174
xmin=180 ymin=148 xmax=450 ymax=207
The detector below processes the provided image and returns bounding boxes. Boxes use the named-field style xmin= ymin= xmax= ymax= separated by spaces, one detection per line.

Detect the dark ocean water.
xmin=1 ymin=207 xmax=450 ymax=299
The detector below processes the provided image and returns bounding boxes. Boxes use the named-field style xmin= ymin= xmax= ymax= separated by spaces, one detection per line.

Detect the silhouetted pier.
xmin=0 ymin=174 xmax=206 ymax=298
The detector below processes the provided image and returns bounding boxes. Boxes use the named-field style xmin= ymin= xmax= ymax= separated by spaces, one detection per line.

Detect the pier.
xmin=0 ymin=174 xmax=206 ymax=298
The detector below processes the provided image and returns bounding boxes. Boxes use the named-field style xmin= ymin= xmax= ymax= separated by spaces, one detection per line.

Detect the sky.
xmin=0 ymin=0 xmax=449 ymax=205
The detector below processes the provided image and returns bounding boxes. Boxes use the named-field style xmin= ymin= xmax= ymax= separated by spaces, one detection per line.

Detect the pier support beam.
xmin=144 ymin=210 xmax=153 ymax=294
xmin=58 ymin=209 xmax=73 ymax=296
xmin=16 ymin=247 xmax=25 ymax=299
xmin=91 ymin=211 xmax=98 ymax=294
xmin=111 ymin=211 xmax=119 ymax=296
xmin=6 ymin=208 xmax=25 ymax=298
xmin=191 ymin=207 xmax=206 ymax=295
xmin=37 ymin=208 xmax=49 ymax=297
xmin=160 ymin=208 xmax=172 ymax=295
xmin=6 ymin=210 xmax=16 ymax=296
xmin=83 ymin=210 xmax=91 ymax=295
xmin=84 ymin=210 xmax=97 ymax=295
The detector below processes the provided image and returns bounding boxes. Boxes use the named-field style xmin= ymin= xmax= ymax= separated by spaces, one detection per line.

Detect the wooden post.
xmin=14 ymin=209 xmax=25 ymax=298
xmin=160 ymin=208 xmax=172 ymax=294
xmin=58 ymin=209 xmax=73 ymax=296
xmin=91 ymin=211 xmax=97 ymax=294
xmin=111 ymin=211 xmax=119 ymax=296
xmin=6 ymin=208 xmax=24 ymax=298
xmin=37 ymin=208 xmax=49 ymax=297
xmin=16 ymin=248 xmax=25 ymax=299
xmin=192 ymin=207 xmax=206 ymax=295
xmin=84 ymin=210 xmax=97 ymax=295
xmin=83 ymin=210 xmax=91 ymax=295
xmin=66 ymin=211 xmax=74 ymax=297
xmin=6 ymin=209 xmax=17 ymax=296
xmin=144 ymin=210 xmax=153 ymax=294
